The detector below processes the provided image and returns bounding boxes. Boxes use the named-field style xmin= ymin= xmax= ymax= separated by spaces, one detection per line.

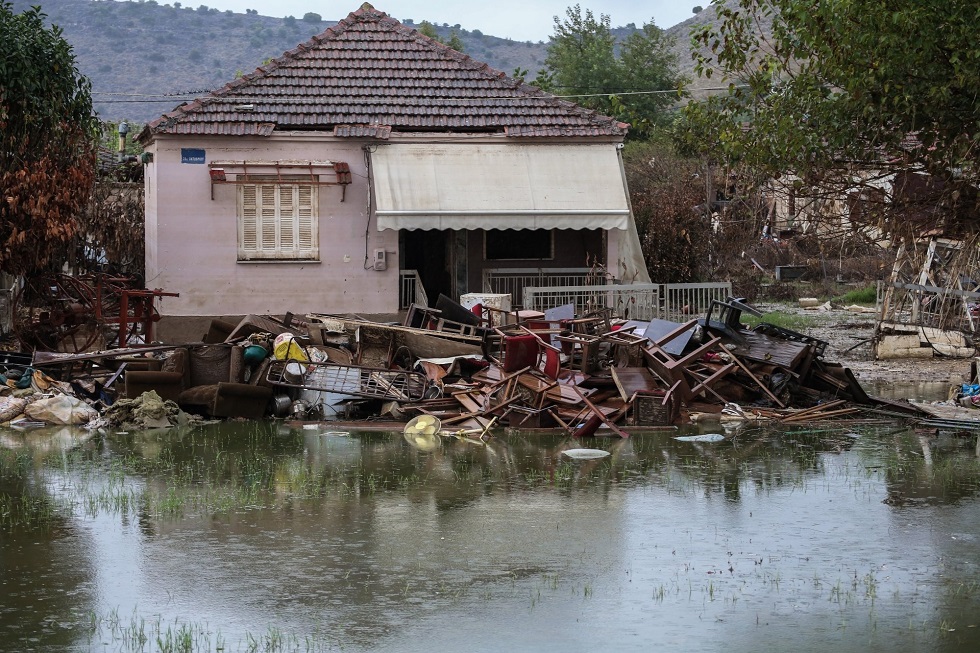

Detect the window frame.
xmin=236 ymin=175 xmax=319 ymax=262
xmin=483 ymin=229 xmax=554 ymax=261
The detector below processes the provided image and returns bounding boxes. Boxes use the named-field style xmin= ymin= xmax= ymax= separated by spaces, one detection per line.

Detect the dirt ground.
xmin=752 ymin=302 xmax=973 ymax=387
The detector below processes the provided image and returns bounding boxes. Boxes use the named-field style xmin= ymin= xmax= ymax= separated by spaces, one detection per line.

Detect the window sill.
xmin=236 ymin=259 xmax=321 ymax=264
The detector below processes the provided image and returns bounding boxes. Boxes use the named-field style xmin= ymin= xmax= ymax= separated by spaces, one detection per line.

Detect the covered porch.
xmin=370 ymin=141 xmax=649 ymax=309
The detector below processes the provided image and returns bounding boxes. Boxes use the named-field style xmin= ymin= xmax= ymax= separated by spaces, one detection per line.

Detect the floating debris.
xmin=674 ymin=434 xmax=726 ymax=443
xmin=562 ymin=448 xmax=611 ymax=459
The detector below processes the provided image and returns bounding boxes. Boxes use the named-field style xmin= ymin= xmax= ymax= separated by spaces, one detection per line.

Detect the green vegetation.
xmin=834 ymin=285 xmax=877 ymax=306
xmin=677 ymin=0 xmax=980 ymax=241
xmin=534 ymin=5 xmax=684 ymax=139
xmin=418 ymin=20 xmax=465 ymax=52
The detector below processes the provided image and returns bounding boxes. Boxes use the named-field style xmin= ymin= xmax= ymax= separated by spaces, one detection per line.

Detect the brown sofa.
xmin=124 ymin=345 xmax=271 ymax=418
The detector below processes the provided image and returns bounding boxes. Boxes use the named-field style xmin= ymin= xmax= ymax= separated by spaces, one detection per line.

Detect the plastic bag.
xmin=24 ymin=395 xmax=99 ymax=425
xmin=273 ymin=333 xmax=309 ymax=362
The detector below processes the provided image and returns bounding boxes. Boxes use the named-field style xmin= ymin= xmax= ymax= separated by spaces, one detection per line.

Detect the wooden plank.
xmin=730 ymin=330 xmax=810 ymax=369
xmin=779 ymin=399 xmax=847 ymax=422
xmin=610 ymin=367 xmax=660 ymax=402
xmin=724 ymin=347 xmax=786 ymax=408
xmin=573 ymin=387 xmax=629 ymax=438
xmin=688 ymin=362 xmax=735 ymax=398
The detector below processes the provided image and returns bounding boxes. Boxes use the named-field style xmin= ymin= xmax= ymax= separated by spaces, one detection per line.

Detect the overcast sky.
xmin=192 ymin=1 xmax=698 ymax=42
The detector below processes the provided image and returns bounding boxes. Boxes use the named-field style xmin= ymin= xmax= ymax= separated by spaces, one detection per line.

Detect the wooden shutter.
xmin=238 ymin=176 xmax=318 ymax=260
xmin=259 ymin=184 xmax=277 ymax=254
xmin=298 ymin=185 xmax=316 ymax=256
xmin=240 ymin=184 xmax=258 ymax=254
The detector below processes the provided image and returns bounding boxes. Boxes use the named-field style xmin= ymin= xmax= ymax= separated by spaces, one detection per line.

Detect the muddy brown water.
xmin=3 ymin=414 xmax=980 ymax=652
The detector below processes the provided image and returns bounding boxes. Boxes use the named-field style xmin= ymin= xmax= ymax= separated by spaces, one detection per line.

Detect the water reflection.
xmin=1 ymin=419 xmax=979 ymax=652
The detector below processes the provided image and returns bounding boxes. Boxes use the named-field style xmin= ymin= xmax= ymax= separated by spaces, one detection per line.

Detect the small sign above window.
xmin=181 ymin=148 xmax=206 ymax=164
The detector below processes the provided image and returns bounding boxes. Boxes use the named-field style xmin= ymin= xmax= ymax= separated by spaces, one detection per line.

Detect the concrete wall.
xmin=145 ymin=133 xmax=398 ymax=332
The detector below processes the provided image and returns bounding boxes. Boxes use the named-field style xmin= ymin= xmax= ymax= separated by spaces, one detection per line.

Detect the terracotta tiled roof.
xmin=141 ymin=3 xmax=627 ymax=140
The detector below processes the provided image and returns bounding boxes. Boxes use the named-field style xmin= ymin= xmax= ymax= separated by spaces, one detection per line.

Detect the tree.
xmin=417 ymin=21 xmax=465 ymax=52
xmin=446 ymin=30 xmax=464 ymax=52
xmin=677 ymin=0 xmax=980 ymax=238
xmin=0 ymin=2 xmax=99 ymax=274
xmin=302 ymin=12 xmax=321 ymax=23
xmin=417 ymin=20 xmax=439 ymax=40
xmin=535 ymin=4 xmax=683 ymax=139
xmin=692 ymin=6 xmax=703 ymax=13
xmin=623 ymin=140 xmax=714 ymax=283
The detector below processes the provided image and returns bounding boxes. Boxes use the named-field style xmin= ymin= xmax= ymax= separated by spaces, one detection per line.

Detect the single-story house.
xmin=137 ymin=3 xmax=649 ymax=341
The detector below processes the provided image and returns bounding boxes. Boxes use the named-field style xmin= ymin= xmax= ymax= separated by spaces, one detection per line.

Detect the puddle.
xmin=3 ymin=420 xmax=980 ymax=651
xmin=867 ymin=379 xmax=954 ymax=402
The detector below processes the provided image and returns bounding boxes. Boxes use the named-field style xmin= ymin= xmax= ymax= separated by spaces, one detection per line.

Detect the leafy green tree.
xmin=677 ymin=0 xmax=980 ymax=237
xmin=446 ymin=31 xmax=464 ymax=52
xmin=417 ymin=20 xmax=439 ymax=40
xmin=617 ymin=22 xmax=684 ymax=135
xmin=0 ymin=2 xmax=99 ymax=274
xmin=536 ymin=4 xmax=683 ymax=138
xmin=539 ymin=7 xmax=618 ymax=100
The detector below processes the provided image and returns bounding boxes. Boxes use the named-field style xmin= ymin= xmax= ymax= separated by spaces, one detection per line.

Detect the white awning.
xmin=370 ymin=143 xmax=631 ymax=231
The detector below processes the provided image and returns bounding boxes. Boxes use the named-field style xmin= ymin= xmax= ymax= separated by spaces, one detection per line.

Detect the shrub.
xmin=834 ymin=285 xmax=877 ymax=305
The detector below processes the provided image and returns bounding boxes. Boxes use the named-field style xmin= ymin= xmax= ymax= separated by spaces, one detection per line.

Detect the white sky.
xmin=189 ymin=1 xmax=697 ymax=42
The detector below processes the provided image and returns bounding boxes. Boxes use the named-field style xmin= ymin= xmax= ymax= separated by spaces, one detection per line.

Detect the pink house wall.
xmin=144 ymin=133 xmax=399 ymax=324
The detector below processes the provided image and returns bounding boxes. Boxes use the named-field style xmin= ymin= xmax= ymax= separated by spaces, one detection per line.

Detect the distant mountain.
xmin=8 ymin=0 xmax=738 ymax=123
xmin=663 ymin=0 xmax=774 ymax=99
xmin=9 ymin=0 xmax=551 ymax=122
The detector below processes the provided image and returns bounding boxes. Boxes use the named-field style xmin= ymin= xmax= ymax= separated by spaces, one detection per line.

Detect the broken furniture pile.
xmin=2 ymin=297 xmax=923 ymax=431
xmin=876 ymin=236 xmax=980 ymax=360
xmin=191 ymin=297 xmax=917 ymax=431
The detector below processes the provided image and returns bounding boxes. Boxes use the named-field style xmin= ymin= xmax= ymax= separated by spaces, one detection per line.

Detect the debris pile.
xmin=1 ymin=296 xmax=927 ymax=433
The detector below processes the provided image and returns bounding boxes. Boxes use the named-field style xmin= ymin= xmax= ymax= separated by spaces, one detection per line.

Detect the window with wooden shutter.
xmin=237 ymin=176 xmax=318 ymax=261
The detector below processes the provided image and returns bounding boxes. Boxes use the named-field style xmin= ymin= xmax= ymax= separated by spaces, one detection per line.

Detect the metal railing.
xmin=399 ymin=270 xmax=428 ymax=310
xmin=660 ymin=283 xmax=733 ymax=323
xmin=483 ymin=268 xmax=610 ymax=309
xmin=523 ymin=281 xmax=732 ymax=322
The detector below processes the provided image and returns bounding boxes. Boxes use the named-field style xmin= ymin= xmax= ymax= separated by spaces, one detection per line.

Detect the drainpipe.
xmin=117 ymin=121 xmax=129 ymax=162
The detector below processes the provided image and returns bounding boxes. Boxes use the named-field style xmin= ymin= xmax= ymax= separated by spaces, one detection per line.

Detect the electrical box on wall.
xmin=373 ymin=249 xmax=387 ymax=271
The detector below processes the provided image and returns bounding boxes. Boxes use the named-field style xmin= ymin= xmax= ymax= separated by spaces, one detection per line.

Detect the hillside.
xmin=662 ymin=0 xmax=772 ymax=99
xmin=9 ymin=0 xmax=552 ymax=122
xmin=8 ymin=0 xmax=741 ymax=123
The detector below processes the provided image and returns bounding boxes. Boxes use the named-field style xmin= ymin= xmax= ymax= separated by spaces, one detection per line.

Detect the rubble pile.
xmin=1 ymin=297 xmax=925 ymax=433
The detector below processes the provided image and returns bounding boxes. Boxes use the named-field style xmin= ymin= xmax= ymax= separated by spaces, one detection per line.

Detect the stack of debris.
xmin=2 ymin=297 xmax=926 ymax=432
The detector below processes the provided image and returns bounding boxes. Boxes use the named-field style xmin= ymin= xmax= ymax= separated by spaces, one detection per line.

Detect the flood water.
xmin=3 ymin=415 xmax=980 ymax=652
